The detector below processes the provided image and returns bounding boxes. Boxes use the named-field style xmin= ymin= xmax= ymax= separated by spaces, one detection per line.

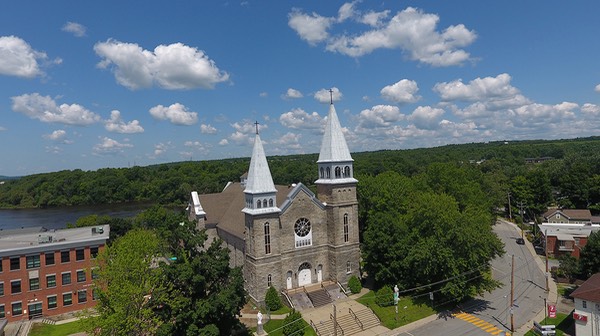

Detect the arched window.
xmin=346 ymin=261 xmax=351 ymax=273
xmin=335 ymin=166 xmax=341 ymax=178
xmin=344 ymin=166 xmax=351 ymax=177
xmin=264 ymin=222 xmax=271 ymax=254
xmin=257 ymin=200 xmax=262 ymax=208
xmin=343 ymin=213 xmax=349 ymax=242
xmin=326 ymin=167 xmax=331 ymax=178
xmin=267 ymin=274 xmax=272 ymax=287
xmin=320 ymin=167 xmax=324 ymax=178
xmin=269 ymin=199 xmax=274 ymax=207
xmin=262 ymin=199 xmax=268 ymax=208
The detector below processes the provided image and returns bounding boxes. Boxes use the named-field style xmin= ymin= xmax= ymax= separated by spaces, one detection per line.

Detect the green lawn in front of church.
xmin=357 ymin=291 xmax=437 ymax=329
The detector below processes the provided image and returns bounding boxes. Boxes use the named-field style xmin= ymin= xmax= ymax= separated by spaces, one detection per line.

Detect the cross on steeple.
xmin=329 ymin=88 xmax=334 ymax=105
xmin=254 ymin=121 xmax=260 ymax=135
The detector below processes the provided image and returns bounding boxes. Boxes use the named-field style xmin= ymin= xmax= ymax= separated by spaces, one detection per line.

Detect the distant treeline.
xmin=2 ymin=137 xmax=600 ymax=216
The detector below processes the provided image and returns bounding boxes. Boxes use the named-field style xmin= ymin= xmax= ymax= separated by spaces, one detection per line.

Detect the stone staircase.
xmin=311 ymin=308 xmax=380 ymax=336
xmin=307 ymin=287 xmax=332 ymax=308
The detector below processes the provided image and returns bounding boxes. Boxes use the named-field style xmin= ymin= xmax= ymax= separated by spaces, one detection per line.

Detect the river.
xmin=0 ymin=203 xmax=155 ymax=231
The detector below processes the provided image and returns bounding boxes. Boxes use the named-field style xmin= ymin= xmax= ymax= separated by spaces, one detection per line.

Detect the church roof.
xmin=198 ymin=182 xmax=291 ymax=239
xmin=318 ymin=104 xmax=353 ymax=163
xmin=244 ymin=133 xmax=277 ymax=194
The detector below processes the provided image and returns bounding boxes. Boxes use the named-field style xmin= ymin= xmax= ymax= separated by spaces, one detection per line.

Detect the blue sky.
xmin=1 ymin=1 xmax=600 ymax=176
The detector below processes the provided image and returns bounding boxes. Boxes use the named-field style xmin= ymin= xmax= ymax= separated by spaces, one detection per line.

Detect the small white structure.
xmin=570 ymin=273 xmax=600 ymax=336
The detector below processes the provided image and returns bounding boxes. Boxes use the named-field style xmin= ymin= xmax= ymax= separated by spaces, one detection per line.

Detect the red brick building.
xmin=0 ymin=225 xmax=109 ymax=322
xmin=540 ymin=209 xmax=599 ymax=258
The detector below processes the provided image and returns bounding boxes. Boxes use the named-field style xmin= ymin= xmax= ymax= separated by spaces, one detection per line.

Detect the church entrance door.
xmin=298 ymin=262 xmax=312 ymax=287
xmin=317 ymin=264 xmax=322 ymax=282
xmin=286 ymin=271 xmax=293 ymax=289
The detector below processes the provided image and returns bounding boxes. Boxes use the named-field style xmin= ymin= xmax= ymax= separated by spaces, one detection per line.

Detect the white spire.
xmin=244 ymin=133 xmax=276 ymax=194
xmin=318 ymin=103 xmax=353 ymax=163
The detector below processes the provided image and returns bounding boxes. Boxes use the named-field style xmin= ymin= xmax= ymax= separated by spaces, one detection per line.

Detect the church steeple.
xmin=243 ymin=124 xmax=280 ymax=215
xmin=316 ymin=102 xmax=357 ymax=184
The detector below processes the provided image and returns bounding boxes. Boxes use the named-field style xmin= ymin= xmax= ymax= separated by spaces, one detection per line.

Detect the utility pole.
xmin=517 ymin=201 xmax=526 ymax=239
xmin=545 ymin=229 xmax=549 ymax=291
xmin=333 ymin=304 xmax=337 ymax=336
xmin=507 ymin=192 xmax=512 ymax=220
xmin=510 ymin=254 xmax=515 ymax=333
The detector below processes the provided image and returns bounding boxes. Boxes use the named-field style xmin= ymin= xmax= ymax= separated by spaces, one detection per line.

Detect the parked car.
xmin=516 ymin=237 xmax=525 ymax=245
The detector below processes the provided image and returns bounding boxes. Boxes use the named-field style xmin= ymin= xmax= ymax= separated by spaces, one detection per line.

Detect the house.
xmin=188 ymin=102 xmax=360 ymax=303
xmin=0 ymin=225 xmax=109 ymax=322
xmin=539 ymin=209 xmax=600 ymax=258
xmin=570 ymin=273 xmax=600 ymax=336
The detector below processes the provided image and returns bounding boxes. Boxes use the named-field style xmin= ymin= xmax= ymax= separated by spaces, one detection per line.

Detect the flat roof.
xmin=0 ymin=225 xmax=110 ymax=257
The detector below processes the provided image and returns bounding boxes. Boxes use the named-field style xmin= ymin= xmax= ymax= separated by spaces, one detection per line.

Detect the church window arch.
xmin=335 ymin=166 xmax=341 ymax=178
xmin=269 ymin=198 xmax=274 ymax=207
xmin=346 ymin=261 xmax=351 ymax=273
xmin=267 ymin=274 xmax=272 ymax=287
xmin=264 ymin=222 xmax=271 ymax=254
xmin=320 ymin=167 xmax=324 ymax=178
xmin=257 ymin=200 xmax=261 ymax=208
xmin=262 ymin=199 xmax=267 ymax=208
xmin=344 ymin=166 xmax=351 ymax=177
xmin=326 ymin=167 xmax=331 ymax=178
xmin=343 ymin=213 xmax=349 ymax=243
xmin=294 ymin=218 xmax=312 ymax=248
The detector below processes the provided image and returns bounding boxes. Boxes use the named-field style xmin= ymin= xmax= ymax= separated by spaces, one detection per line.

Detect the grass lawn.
xmin=29 ymin=321 xmax=85 ymax=336
xmin=262 ymin=318 xmax=317 ymax=336
xmin=263 ymin=305 xmax=291 ymax=315
xmin=523 ymin=313 xmax=572 ymax=336
xmin=356 ymin=291 xmax=438 ymax=329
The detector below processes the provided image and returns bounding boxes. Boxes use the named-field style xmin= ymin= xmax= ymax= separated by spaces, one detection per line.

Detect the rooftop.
xmin=0 ymin=225 xmax=110 ymax=256
xmin=571 ymin=273 xmax=600 ymax=302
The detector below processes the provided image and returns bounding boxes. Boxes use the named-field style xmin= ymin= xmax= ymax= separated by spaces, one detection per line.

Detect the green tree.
xmin=348 ymin=275 xmax=362 ymax=294
xmin=558 ymin=254 xmax=579 ymax=283
xmin=83 ymin=229 xmax=166 ymax=335
xmin=579 ymin=231 xmax=600 ymax=279
xmin=265 ymin=286 xmax=282 ymax=311
xmin=375 ymin=286 xmax=394 ymax=307
xmin=282 ymin=310 xmax=304 ymax=336
xmin=155 ymin=219 xmax=247 ymax=336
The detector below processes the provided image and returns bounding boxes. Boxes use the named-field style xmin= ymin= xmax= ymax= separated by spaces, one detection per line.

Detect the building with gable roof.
xmin=188 ymin=102 xmax=360 ymax=303
xmin=570 ymin=273 xmax=600 ymax=336
xmin=539 ymin=208 xmax=600 ymax=258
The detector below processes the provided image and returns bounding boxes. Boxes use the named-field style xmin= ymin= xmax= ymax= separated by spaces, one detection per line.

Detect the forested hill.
xmin=1 ymin=136 xmax=600 ymax=212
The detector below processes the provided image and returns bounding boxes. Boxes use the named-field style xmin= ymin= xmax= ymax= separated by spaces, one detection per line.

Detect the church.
xmin=188 ymin=101 xmax=360 ymax=303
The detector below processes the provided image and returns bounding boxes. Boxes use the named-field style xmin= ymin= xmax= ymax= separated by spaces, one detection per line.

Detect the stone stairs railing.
xmin=312 ymin=308 xmax=381 ymax=336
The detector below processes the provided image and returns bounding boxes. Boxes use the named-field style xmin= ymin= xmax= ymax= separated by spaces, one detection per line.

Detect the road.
xmin=396 ymin=219 xmax=547 ymax=336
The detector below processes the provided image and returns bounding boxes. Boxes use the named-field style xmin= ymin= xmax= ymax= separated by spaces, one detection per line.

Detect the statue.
xmin=257 ymin=311 xmax=263 ymax=325
xmin=257 ymin=311 xmax=264 ymax=335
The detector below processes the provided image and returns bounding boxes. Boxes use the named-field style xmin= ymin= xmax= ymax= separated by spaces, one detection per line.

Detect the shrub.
xmin=348 ymin=275 xmax=362 ymax=294
xmin=282 ymin=309 xmax=304 ymax=336
xmin=265 ymin=286 xmax=282 ymax=311
xmin=375 ymin=285 xmax=394 ymax=307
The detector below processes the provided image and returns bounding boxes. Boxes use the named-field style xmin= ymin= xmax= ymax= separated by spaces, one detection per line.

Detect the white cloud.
xmin=183 ymin=140 xmax=210 ymax=155
xmin=283 ymin=88 xmax=304 ymax=99
xmin=0 ymin=36 xmax=50 ymax=78
xmin=11 ymin=93 xmax=101 ymax=125
xmin=357 ymin=105 xmax=403 ymax=129
xmin=231 ymin=121 xmax=267 ymax=134
xmin=288 ymin=9 xmax=333 ymax=45
xmin=228 ymin=131 xmax=252 ymax=146
xmin=0 ymin=126 xmax=6 ymax=131
xmin=271 ymin=132 xmax=303 ymax=150
xmin=200 ymin=124 xmax=217 ymax=134
xmin=380 ymin=79 xmax=420 ymax=104
xmin=94 ymin=40 xmax=229 ymax=90
xmin=45 ymin=146 xmax=62 ymax=154
xmin=149 ymin=103 xmax=198 ymax=125
xmin=360 ymin=10 xmax=390 ymax=27
xmin=434 ymin=73 xmax=519 ymax=101
xmin=62 ymin=22 xmax=86 ymax=37
xmin=43 ymin=130 xmax=66 ymax=140
xmin=291 ymin=4 xmax=476 ymax=66
xmin=512 ymin=102 xmax=577 ymax=127
xmin=93 ymin=137 xmax=133 ymax=155
xmin=259 ymin=92 xmax=268 ymax=98
xmin=595 ymin=84 xmax=600 ymax=93
xmin=219 ymin=139 xmax=229 ymax=146
xmin=582 ymin=103 xmax=600 ymax=116
xmin=279 ymin=108 xmax=323 ymax=129
xmin=409 ymin=106 xmax=445 ymax=130
xmin=105 ymin=110 xmax=144 ymax=133
xmin=314 ymin=87 xmax=342 ymax=103
xmin=152 ymin=142 xmax=171 ymax=157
